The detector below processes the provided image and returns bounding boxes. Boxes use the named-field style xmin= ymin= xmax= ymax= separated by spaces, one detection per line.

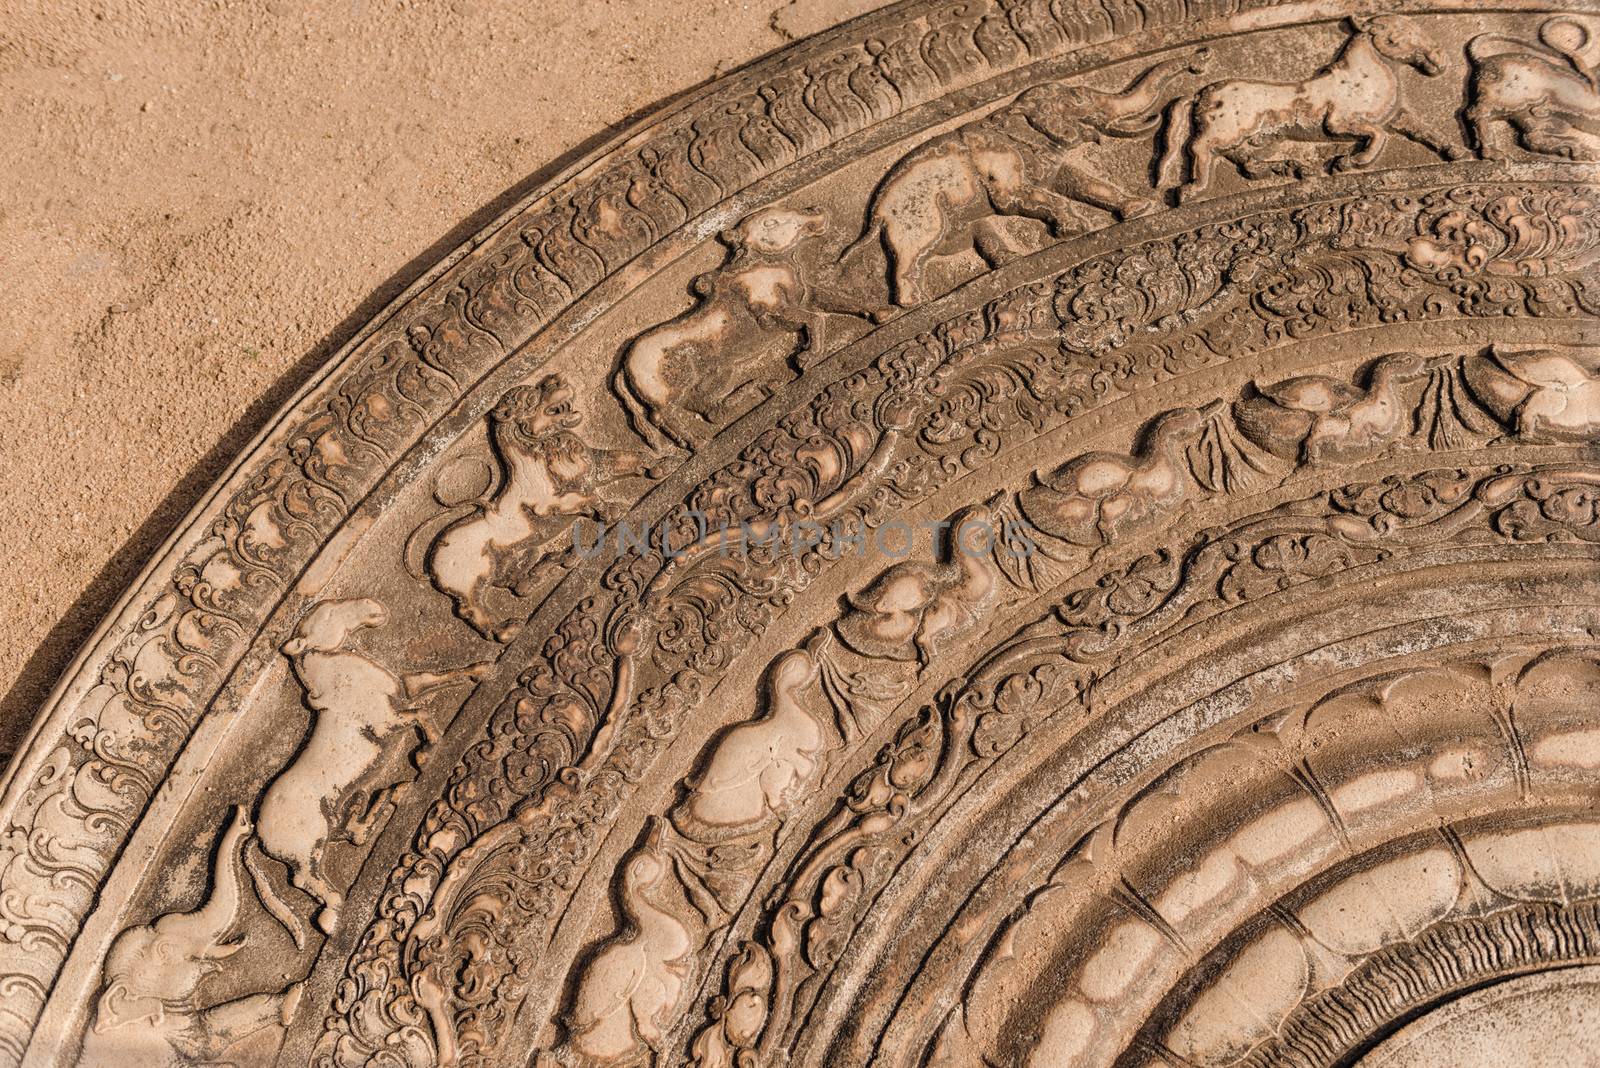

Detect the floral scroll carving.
xmin=687 ymin=465 xmax=1600 ymax=1068
xmin=310 ymin=171 xmax=1600 ymax=1064
xmin=544 ymin=506 xmax=1012 ymax=1066
xmin=8 ymin=5 xmax=1599 ymax=1068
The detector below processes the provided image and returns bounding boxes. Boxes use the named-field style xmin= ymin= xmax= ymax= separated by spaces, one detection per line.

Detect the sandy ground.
xmin=0 ymin=0 xmax=880 ymax=762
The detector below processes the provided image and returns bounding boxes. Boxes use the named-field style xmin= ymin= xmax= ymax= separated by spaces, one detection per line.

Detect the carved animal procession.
xmin=55 ymin=10 xmax=1600 ymax=1068
xmin=842 ymin=52 xmax=1210 ymax=306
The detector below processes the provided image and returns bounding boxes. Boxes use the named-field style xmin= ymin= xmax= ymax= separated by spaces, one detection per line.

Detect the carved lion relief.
xmin=4 ymin=3 xmax=1597 ymax=1068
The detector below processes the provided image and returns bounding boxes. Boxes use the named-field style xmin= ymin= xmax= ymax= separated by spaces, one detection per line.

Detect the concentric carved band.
xmin=4 ymin=3 xmax=1596 ymax=1067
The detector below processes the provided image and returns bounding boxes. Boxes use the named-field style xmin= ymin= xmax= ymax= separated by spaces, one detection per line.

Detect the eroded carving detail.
xmin=80 ymin=809 xmax=300 ymax=1068
xmin=939 ymin=650 xmax=1600 ymax=1068
xmin=1162 ymin=16 xmax=1462 ymax=203
xmin=414 ymin=376 xmax=662 ymax=640
xmin=615 ymin=207 xmax=876 ymax=449
xmin=11 ymin=7 xmax=1599 ymax=1068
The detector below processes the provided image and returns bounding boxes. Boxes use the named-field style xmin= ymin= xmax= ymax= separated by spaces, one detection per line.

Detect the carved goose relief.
xmin=4 ymin=5 xmax=1597 ymax=1068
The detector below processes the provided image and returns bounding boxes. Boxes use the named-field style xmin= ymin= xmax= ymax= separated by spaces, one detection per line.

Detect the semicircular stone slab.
xmin=5 ymin=2 xmax=1599 ymax=1067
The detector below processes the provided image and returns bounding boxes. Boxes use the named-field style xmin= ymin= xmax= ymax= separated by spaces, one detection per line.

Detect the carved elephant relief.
xmin=9 ymin=7 xmax=1599 ymax=1068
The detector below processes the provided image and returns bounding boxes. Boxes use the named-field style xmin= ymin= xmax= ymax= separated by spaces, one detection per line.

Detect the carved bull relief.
xmin=8 ymin=6 xmax=1600 ymax=1068
xmin=1161 ymin=16 xmax=1465 ymax=203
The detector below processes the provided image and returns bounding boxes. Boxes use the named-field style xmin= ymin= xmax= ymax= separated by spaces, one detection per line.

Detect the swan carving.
xmin=1018 ymin=407 xmax=1209 ymax=551
xmin=1232 ymin=352 xmax=1430 ymax=464
xmin=1462 ymin=343 xmax=1600 ymax=441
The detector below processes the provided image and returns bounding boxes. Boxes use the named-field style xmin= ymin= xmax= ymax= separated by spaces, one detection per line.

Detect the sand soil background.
xmin=0 ymin=0 xmax=881 ymax=764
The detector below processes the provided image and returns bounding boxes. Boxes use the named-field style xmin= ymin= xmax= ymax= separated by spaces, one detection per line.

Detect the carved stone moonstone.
xmin=4 ymin=2 xmax=1597 ymax=1066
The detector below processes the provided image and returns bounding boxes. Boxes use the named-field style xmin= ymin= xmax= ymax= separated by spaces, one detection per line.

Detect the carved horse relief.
xmin=838 ymin=53 xmax=1208 ymax=309
xmin=411 ymin=374 xmax=660 ymax=640
xmin=248 ymin=599 xmax=488 ymax=945
xmin=1161 ymin=15 xmax=1461 ymax=202
xmin=12 ymin=8 xmax=1600 ymax=1068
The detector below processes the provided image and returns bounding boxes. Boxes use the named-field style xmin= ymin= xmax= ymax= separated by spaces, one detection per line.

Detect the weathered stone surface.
xmin=3 ymin=2 xmax=1596 ymax=1066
